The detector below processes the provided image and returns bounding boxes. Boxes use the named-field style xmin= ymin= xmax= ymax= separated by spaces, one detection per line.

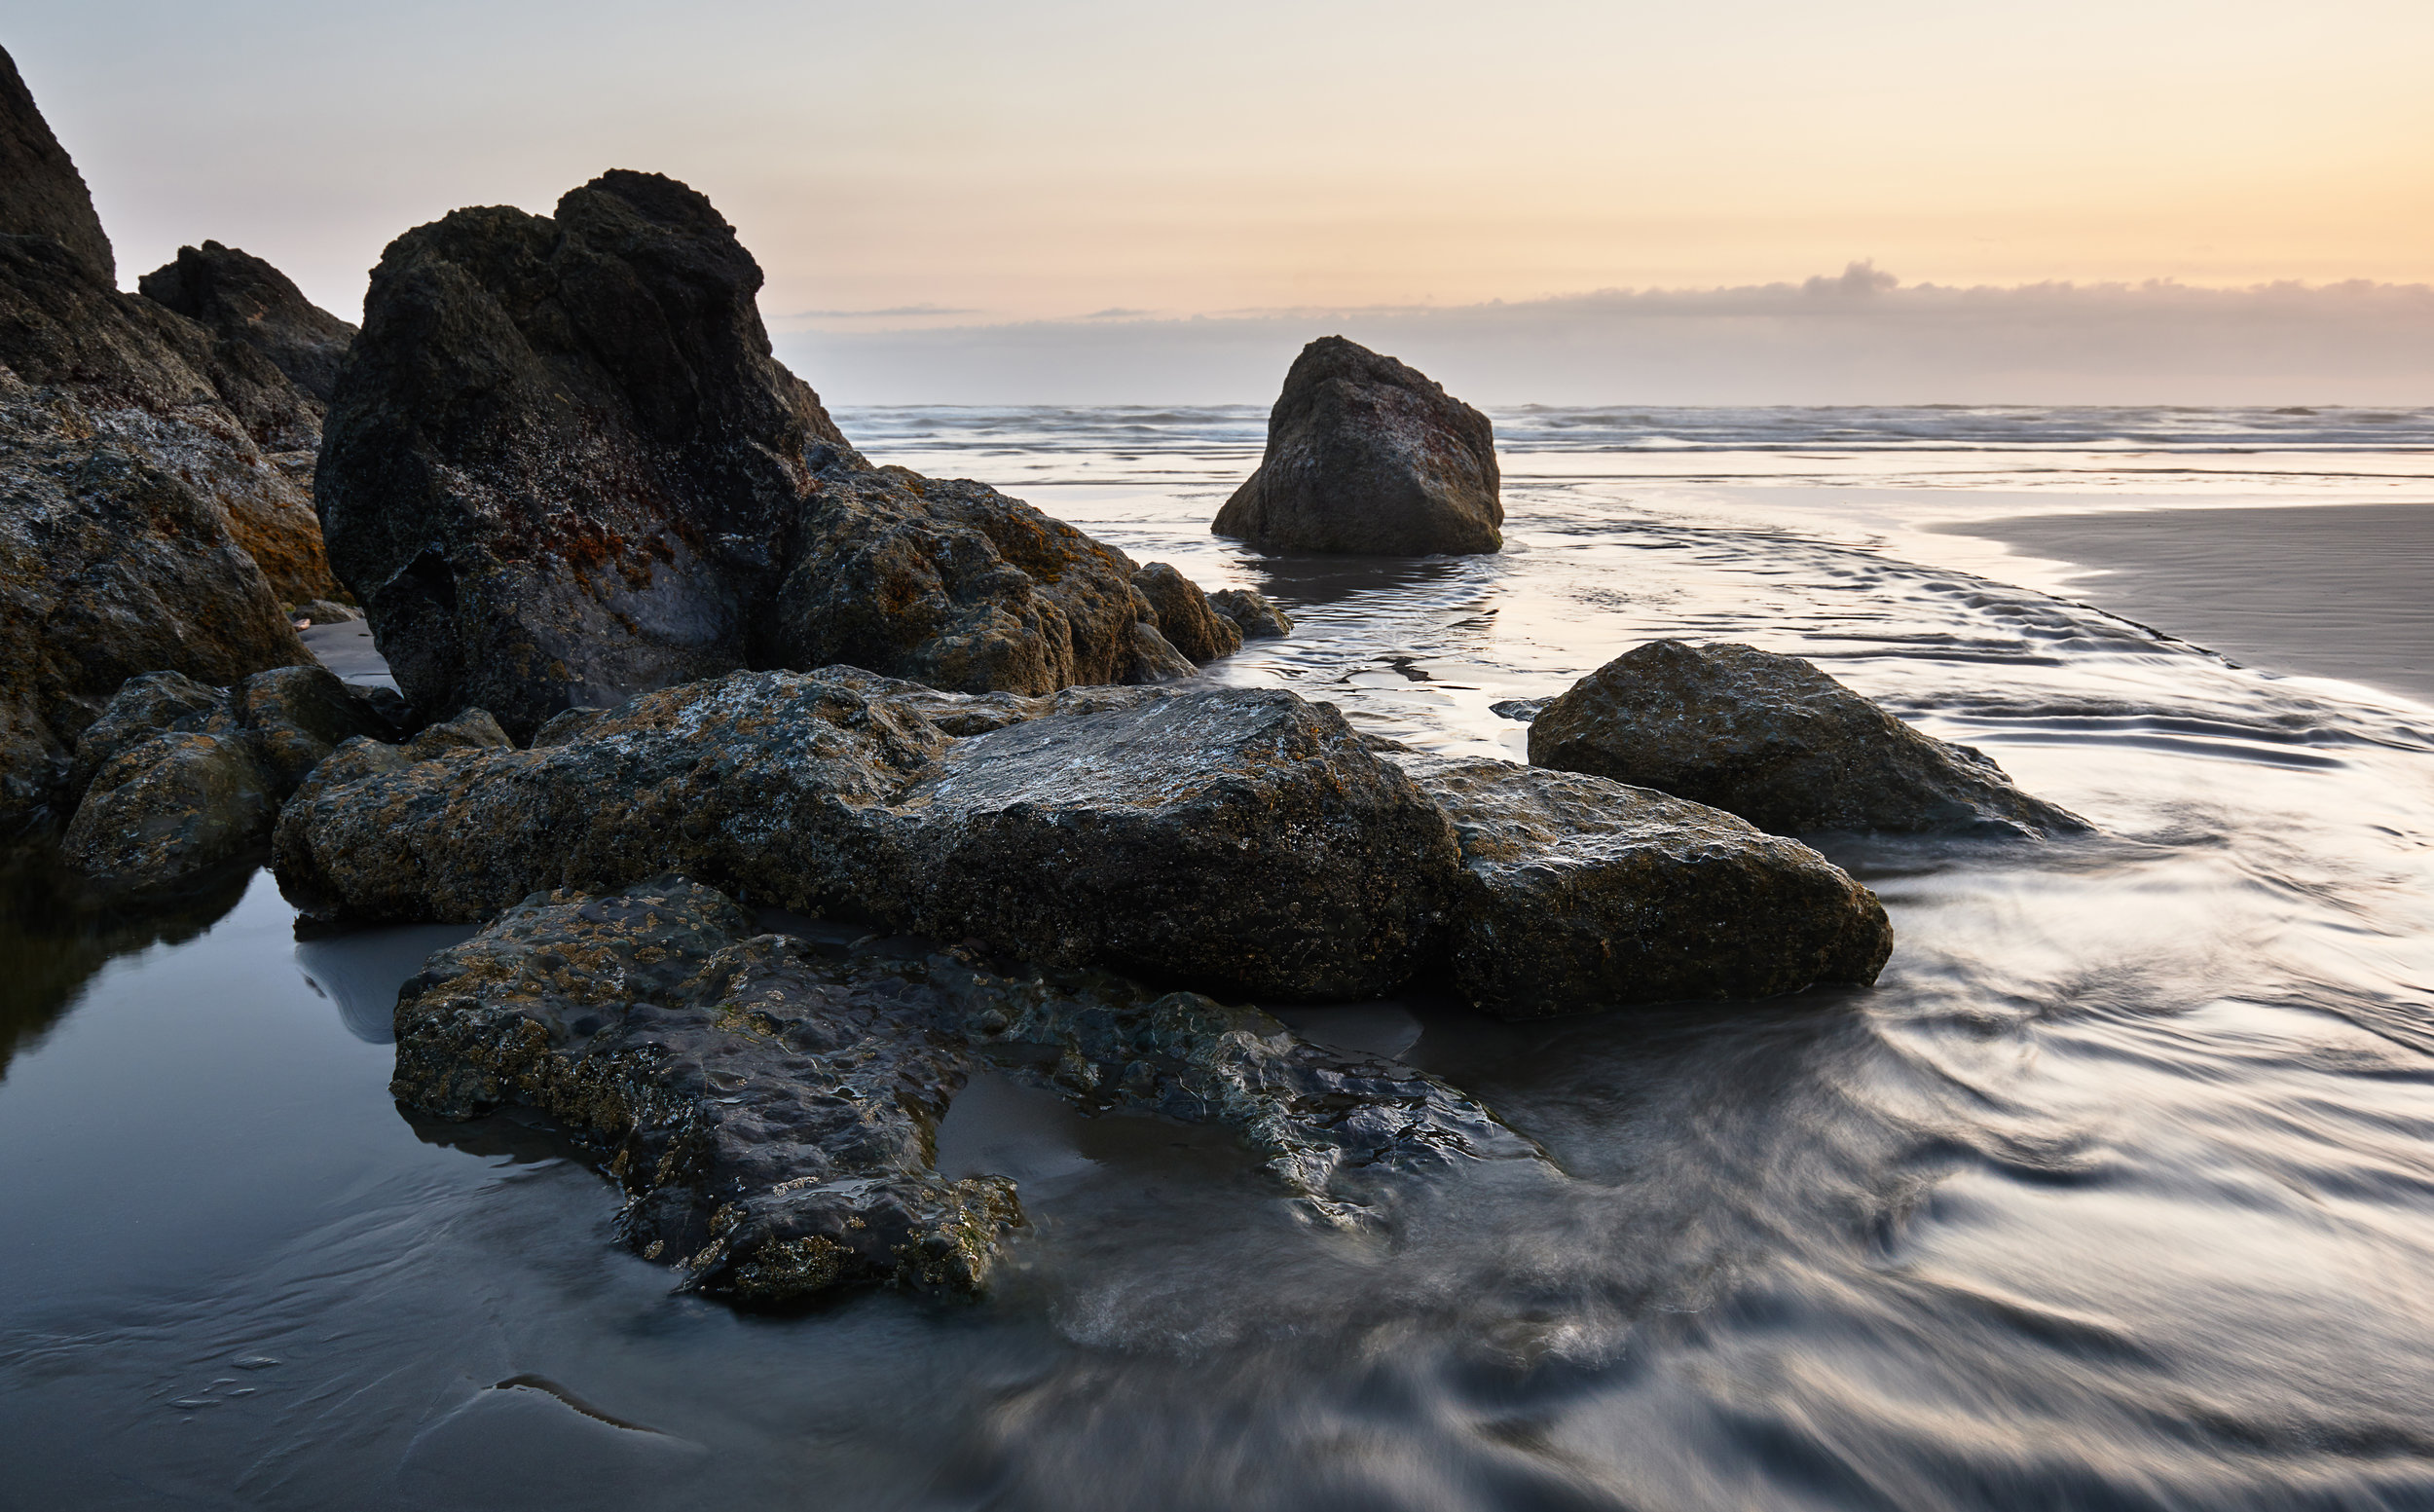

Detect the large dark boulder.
xmin=393 ymin=877 xmax=1546 ymax=1304
xmin=1392 ymin=752 xmax=1893 ymax=1018
xmin=276 ymin=672 xmax=1459 ymax=1000
xmin=137 ymin=240 xmax=358 ymax=407
xmin=321 ymin=170 xmax=1217 ymax=740
xmin=1213 ymin=336 xmax=1502 ymax=556
xmin=1529 ymin=641 xmax=2090 ymax=838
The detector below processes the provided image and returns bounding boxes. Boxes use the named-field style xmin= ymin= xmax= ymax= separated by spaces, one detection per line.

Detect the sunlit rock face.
xmin=1530 ymin=640 xmax=2091 ymax=838
xmin=1214 ymin=335 xmax=1503 ymax=556
xmin=392 ymin=876 xmax=1547 ymax=1306
xmin=319 ymin=170 xmax=1226 ymax=741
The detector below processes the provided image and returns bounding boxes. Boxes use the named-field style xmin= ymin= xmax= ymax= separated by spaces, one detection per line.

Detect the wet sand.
xmin=1938 ymin=502 xmax=2434 ymax=705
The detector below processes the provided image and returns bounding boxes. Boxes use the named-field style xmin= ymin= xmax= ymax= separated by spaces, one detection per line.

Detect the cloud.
xmin=1082 ymin=307 xmax=1153 ymax=319
xmin=788 ymin=304 xmax=982 ymax=320
xmin=779 ymin=272 xmax=2434 ymax=406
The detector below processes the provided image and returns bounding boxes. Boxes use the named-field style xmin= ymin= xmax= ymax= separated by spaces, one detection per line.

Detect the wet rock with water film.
xmin=1529 ymin=639 xmax=2090 ymax=837
xmin=1213 ymin=335 xmax=1502 ymax=556
xmin=1391 ymin=751 xmax=1894 ymax=1018
xmin=393 ymin=876 xmax=1547 ymax=1304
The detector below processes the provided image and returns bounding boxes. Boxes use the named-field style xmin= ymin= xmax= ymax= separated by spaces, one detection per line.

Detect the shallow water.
xmin=5 ymin=407 xmax=2434 ymax=1509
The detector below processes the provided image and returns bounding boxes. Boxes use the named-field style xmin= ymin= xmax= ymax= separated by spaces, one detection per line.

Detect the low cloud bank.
xmin=779 ymin=267 xmax=2434 ymax=406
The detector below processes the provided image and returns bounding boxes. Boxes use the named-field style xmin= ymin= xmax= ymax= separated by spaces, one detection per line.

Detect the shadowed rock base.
xmin=394 ymin=878 xmax=1550 ymax=1304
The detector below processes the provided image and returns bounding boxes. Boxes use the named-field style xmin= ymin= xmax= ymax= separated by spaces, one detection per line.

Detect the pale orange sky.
xmin=6 ymin=0 xmax=2429 ymax=399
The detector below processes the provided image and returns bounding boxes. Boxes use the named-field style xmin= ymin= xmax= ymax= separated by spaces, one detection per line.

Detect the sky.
xmin=7 ymin=0 xmax=2431 ymax=403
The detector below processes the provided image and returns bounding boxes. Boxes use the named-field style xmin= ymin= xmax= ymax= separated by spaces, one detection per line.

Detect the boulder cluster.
xmin=0 ymin=48 xmax=2094 ymax=1308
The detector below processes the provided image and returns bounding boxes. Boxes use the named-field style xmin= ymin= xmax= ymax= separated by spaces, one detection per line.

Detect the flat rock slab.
xmin=1529 ymin=640 xmax=2089 ymax=838
xmin=1391 ymin=752 xmax=1893 ymax=1019
xmin=278 ymin=673 xmax=1459 ymax=1001
xmin=395 ymin=877 xmax=1550 ymax=1305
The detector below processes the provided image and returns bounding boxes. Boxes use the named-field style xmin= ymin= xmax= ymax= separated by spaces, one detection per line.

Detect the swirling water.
xmin=4 ymin=408 xmax=2434 ymax=1509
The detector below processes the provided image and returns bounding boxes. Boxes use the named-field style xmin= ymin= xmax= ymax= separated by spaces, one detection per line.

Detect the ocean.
xmin=4 ymin=405 xmax=2432 ymax=1509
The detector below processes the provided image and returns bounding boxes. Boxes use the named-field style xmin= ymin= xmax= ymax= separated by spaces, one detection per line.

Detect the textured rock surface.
xmin=1214 ymin=336 xmax=1502 ymax=556
xmin=770 ymin=460 xmax=1198 ymax=696
xmin=1130 ymin=562 xmax=1240 ymax=662
xmin=1392 ymin=751 xmax=1893 ymax=1018
xmin=277 ymin=673 xmax=1459 ymax=1000
xmin=1529 ymin=641 xmax=2089 ymax=838
xmin=893 ymin=688 xmax=1460 ymax=1000
xmin=67 ymin=672 xmax=238 ymax=795
xmin=137 ymin=240 xmax=359 ymax=406
xmin=60 ymin=730 xmax=276 ymax=899
xmin=0 ymin=46 xmax=113 ymax=284
xmin=0 ymin=378 xmax=308 ymax=835
xmin=0 ymin=45 xmax=334 ymax=830
xmin=240 ymin=662 xmax=400 ymax=790
xmin=1209 ymin=586 xmax=1294 ymax=641
xmin=319 ymin=169 xmax=1216 ymax=740
xmin=393 ymin=877 xmax=1546 ymax=1304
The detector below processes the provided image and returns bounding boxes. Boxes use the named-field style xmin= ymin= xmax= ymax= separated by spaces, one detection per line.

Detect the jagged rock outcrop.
xmin=394 ymin=877 xmax=1548 ymax=1304
xmin=0 ymin=44 xmax=339 ymax=830
xmin=1390 ymin=752 xmax=1893 ymax=1018
xmin=56 ymin=663 xmax=397 ymax=898
xmin=1209 ymin=587 xmax=1293 ymax=641
xmin=0 ymin=47 xmax=112 ymax=285
xmin=138 ymin=240 xmax=358 ymax=407
xmin=1213 ymin=336 xmax=1502 ymax=556
xmin=1529 ymin=641 xmax=2090 ymax=838
xmin=320 ymin=170 xmax=1226 ymax=741
xmin=276 ymin=672 xmax=1460 ymax=1001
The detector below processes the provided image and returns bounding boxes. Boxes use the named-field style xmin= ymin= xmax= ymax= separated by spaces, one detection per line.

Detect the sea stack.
xmin=319 ymin=169 xmax=1225 ymax=739
xmin=1213 ymin=335 xmax=1502 ymax=555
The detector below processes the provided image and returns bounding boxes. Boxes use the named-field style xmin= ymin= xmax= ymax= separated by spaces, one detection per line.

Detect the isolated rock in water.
xmin=770 ymin=460 xmax=1196 ymax=694
xmin=894 ymin=688 xmax=1459 ymax=1000
xmin=60 ymin=731 xmax=276 ymax=899
xmin=1213 ymin=336 xmax=1502 ymax=556
xmin=1391 ymin=752 xmax=1893 ymax=1018
xmin=137 ymin=240 xmax=359 ymax=406
xmin=393 ymin=877 xmax=1547 ymax=1304
xmin=0 ymin=379 xmax=308 ymax=835
xmin=1208 ymin=587 xmax=1293 ymax=641
xmin=0 ymin=46 xmax=114 ymax=284
xmin=276 ymin=673 xmax=1459 ymax=1000
xmin=1529 ymin=641 xmax=2090 ymax=837
xmin=1130 ymin=562 xmax=1241 ymax=662
xmin=320 ymin=170 xmax=1212 ymax=739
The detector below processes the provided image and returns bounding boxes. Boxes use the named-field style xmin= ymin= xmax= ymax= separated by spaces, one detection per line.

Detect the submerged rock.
xmin=137 ymin=240 xmax=358 ymax=407
xmin=1208 ymin=587 xmax=1294 ymax=641
xmin=1529 ymin=641 xmax=2090 ymax=838
xmin=1213 ymin=336 xmax=1502 ymax=556
xmin=394 ymin=877 xmax=1546 ymax=1304
xmin=277 ymin=673 xmax=1459 ymax=1002
xmin=319 ymin=170 xmax=1227 ymax=741
xmin=1391 ymin=752 xmax=1893 ymax=1018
